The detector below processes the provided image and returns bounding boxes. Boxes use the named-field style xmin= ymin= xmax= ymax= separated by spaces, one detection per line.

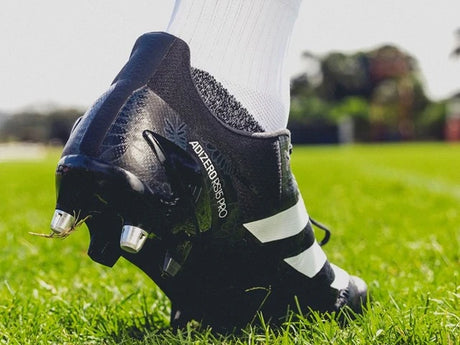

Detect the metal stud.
xmin=120 ymin=225 xmax=148 ymax=253
xmin=50 ymin=209 xmax=75 ymax=234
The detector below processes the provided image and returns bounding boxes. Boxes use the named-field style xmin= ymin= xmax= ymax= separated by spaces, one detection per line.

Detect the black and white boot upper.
xmin=51 ymin=32 xmax=367 ymax=330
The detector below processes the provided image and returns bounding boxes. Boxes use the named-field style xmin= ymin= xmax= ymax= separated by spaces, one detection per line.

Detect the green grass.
xmin=0 ymin=143 xmax=459 ymax=344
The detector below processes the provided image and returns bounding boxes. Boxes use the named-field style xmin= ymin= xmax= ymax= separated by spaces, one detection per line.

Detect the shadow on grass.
xmin=101 ymin=313 xmax=171 ymax=343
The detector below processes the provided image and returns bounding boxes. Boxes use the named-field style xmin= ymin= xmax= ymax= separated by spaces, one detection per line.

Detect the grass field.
xmin=0 ymin=143 xmax=459 ymax=344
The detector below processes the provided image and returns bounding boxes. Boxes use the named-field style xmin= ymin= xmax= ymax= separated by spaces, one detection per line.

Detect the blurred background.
xmin=0 ymin=0 xmax=459 ymax=146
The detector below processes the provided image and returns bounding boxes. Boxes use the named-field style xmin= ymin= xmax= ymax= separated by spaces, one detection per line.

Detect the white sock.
xmin=166 ymin=0 xmax=302 ymax=132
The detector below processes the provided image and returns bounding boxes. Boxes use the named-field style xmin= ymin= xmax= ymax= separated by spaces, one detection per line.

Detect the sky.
xmin=0 ymin=0 xmax=459 ymax=113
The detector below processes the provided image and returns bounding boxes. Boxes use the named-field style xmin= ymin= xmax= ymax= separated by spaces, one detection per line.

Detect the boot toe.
xmin=337 ymin=275 xmax=368 ymax=316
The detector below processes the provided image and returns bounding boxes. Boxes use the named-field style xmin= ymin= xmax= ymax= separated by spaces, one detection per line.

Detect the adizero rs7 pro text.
xmin=51 ymin=32 xmax=367 ymax=330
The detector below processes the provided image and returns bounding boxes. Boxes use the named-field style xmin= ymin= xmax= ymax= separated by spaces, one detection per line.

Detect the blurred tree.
xmin=329 ymin=96 xmax=370 ymax=141
xmin=318 ymin=52 xmax=371 ymax=100
xmin=290 ymin=44 xmax=430 ymax=141
xmin=0 ymin=112 xmax=47 ymax=142
xmin=0 ymin=108 xmax=82 ymax=144
xmin=416 ymin=101 xmax=447 ymax=140
xmin=368 ymin=46 xmax=428 ymax=140
xmin=46 ymin=109 xmax=82 ymax=144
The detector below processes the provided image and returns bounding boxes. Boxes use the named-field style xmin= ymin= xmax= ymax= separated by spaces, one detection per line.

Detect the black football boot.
xmin=50 ymin=32 xmax=368 ymax=331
